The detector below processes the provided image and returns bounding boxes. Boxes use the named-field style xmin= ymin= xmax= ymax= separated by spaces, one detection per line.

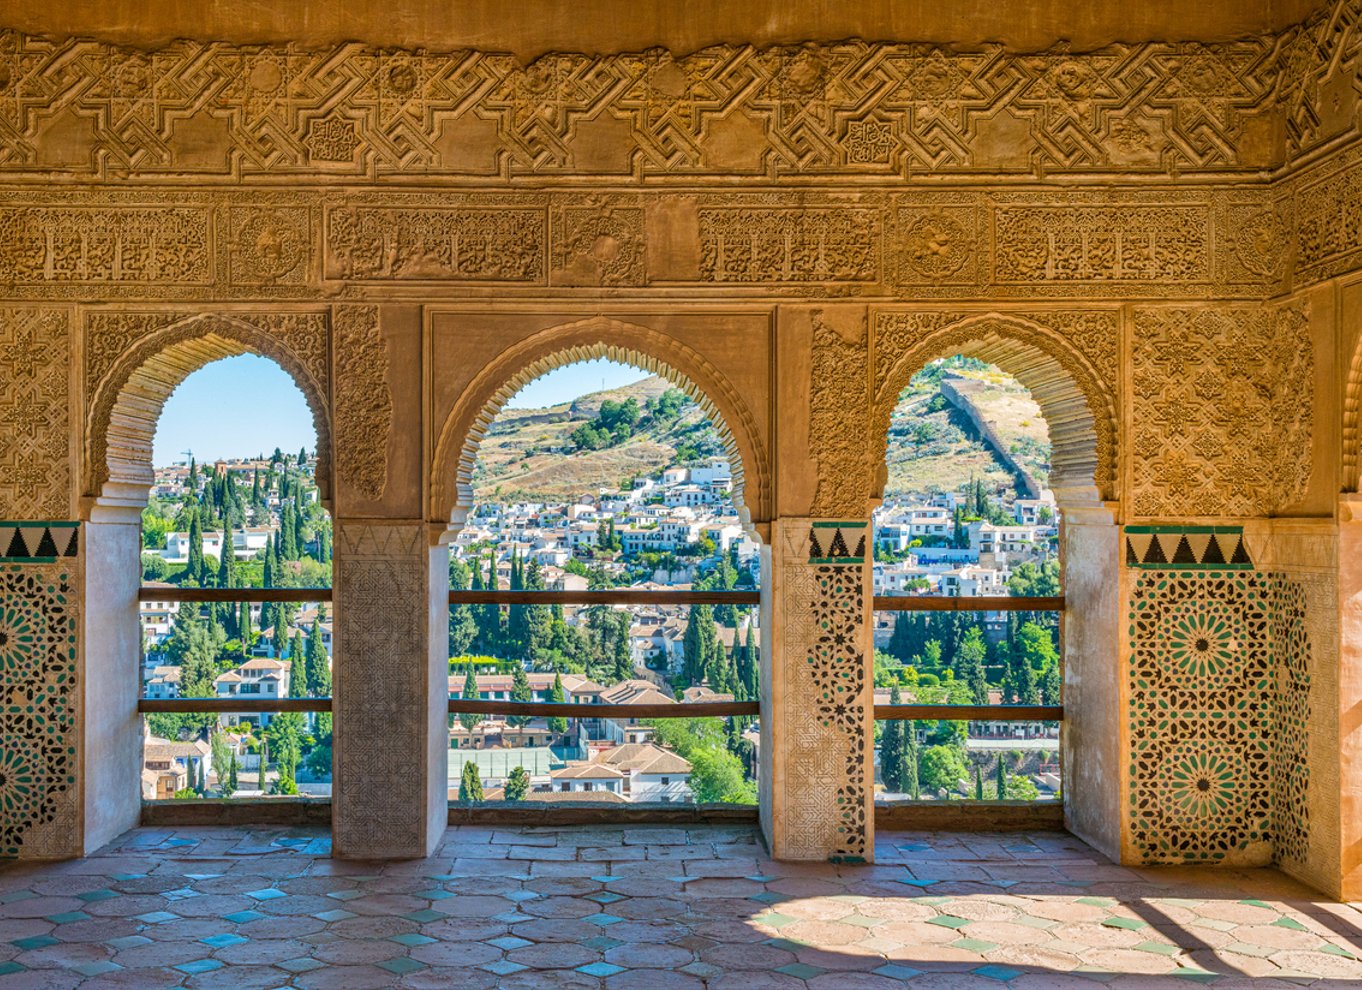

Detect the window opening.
xmin=449 ymin=358 xmax=760 ymax=807
xmin=136 ymin=355 xmax=333 ymax=804
xmin=874 ymin=356 xmax=1063 ymax=807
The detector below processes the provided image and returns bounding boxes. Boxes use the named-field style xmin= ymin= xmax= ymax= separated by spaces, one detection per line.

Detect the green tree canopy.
xmin=919 ymin=744 xmax=969 ymax=795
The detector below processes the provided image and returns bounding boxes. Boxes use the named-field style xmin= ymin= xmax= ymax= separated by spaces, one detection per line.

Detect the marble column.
xmin=331 ymin=521 xmax=448 ymax=858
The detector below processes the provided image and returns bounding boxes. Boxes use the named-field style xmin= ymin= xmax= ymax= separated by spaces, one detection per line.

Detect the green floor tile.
xmin=927 ymin=914 xmax=972 ymax=929
xmin=1133 ymin=940 xmax=1181 ymax=956
xmin=1101 ymin=916 xmax=1148 ymax=930
xmin=952 ymin=937 xmax=998 ymax=953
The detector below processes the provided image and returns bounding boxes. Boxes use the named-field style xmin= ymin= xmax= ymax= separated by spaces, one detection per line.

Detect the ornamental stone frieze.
xmin=0 ymin=187 xmax=1289 ymax=301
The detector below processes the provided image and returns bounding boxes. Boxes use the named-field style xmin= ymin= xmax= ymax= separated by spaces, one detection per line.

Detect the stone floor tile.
xmin=6 ymin=824 xmax=1362 ymax=990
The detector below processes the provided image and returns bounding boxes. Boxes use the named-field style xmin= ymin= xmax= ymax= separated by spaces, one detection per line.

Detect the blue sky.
xmin=152 ymin=355 xmax=648 ymax=464
xmin=505 ymin=358 xmax=647 ymax=409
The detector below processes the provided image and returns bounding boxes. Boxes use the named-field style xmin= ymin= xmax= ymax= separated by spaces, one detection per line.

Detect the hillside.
xmin=883 ymin=361 xmax=1051 ymax=500
xmin=472 ymin=362 xmax=1052 ymax=504
xmin=472 ymin=376 xmax=723 ymax=501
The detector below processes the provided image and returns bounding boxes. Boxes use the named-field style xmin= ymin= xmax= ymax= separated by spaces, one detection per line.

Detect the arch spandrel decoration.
xmin=870 ymin=312 xmax=1119 ymax=509
xmin=431 ymin=315 xmax=770 ymax=536
xmin=83 ymin=311 xmax=333 ymax=510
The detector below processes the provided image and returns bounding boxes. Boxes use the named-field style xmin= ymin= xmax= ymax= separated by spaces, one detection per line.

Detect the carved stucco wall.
xmin=1129 ymin=304 xmax=1315 ymax=519
xmin=0 ymin=0 xmax=1361 ymax=867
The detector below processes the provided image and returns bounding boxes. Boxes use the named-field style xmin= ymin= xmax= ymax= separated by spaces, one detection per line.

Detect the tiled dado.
xmin=1125 ymin=525 xmax=1312 ymax=869
xmin=0 ymin=522 xmax=79 ymax=859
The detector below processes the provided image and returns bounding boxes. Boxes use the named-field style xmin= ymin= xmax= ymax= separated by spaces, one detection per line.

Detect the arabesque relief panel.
xmin=1129 ymin=305 xmax=1314 ymax=520
xmin=0 ymin=187 xmax=1290 ymax=302
xmin=0 ymin=307 xmax=70 ymax=520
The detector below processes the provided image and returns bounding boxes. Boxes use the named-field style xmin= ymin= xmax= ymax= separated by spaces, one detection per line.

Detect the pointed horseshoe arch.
xmin=431 ymin=316 xmax=770 ymax=535
xmin=873 ymin=314 xmax=1117 ymax=508
xmin=85 ymin=313 xmax=333 ymax=510
xmin=1344 ymin=332 xmax=1362 ymax=492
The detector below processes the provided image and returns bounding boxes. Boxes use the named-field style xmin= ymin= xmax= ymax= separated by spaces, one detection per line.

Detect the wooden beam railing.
xmin=138 ymin=698 xmax=332 ymax=713
xmin=449 ymin=590 xmax=760 ymax=606
xmin=873 ymin=595 xmax=1064 ymax=612
xmin=139 ymin=700 xmax=1058 ymax=721
xmin=138 ymin=700 xmax=1058 ymax=721
xmin=875 ymin=704 xmax=1062 ymax=721
xmin=138 ymin=588 xmax=332 ymax=603
xmin=448 ymin=699 xmax=758 ymax=718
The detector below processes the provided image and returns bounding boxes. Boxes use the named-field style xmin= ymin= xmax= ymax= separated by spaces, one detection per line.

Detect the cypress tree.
xmin=280 ymin=503 xmax=298 ymax=560
xmin=305 ymin=618 xmax=329 ymax=697
xmin=218 ymin=514 xmax=236 ymax=590
xmin=738 ymin=623 xmax=758 ymax=699
xmin=903 ymin=721 xmax=920 ymax=800
xmin=504 ymin=766 xmax=529 ymax=801
xmin=521 ymin=559 xmax=552 ymax=667
xmin=458 ymin=760 xmax=484 ymax=802
xmin=459 ymin=666 xmax=483 ymax=732
xmin=1042 ymin=660 xmax=1062 ymax=707
xmin=196 ymin=758 xmax=206 ymax=795
xmin=292 ymin=502 xmax=305 ymax=558
xmin=187 ymin=456 xmax=198 ymax=492
xmin=880 ymin=686 xmax=904 ymax=793
xmin=239 ymin=600 xmax=253 ymax=655
xmin=888 ymin=611 xmax=914 ymax=664
xmin=682 ymin=604 xmax=717 ymax=686
xmin=548 ymin=673 xmax=568 ymax=735
xmin=613 ymin=610 xmax=633 ymax=683
xmin=449 ymin=558 xmax=476 ymax=657
xmin=287 ymin=641 xmax=305 ymax=698
xmin=298 ymin=446 xmax=307 ymax=467
xmin=289 ymin=632 xmax=304 ymax=691
xmin=956 ymin=626 xmax=990 ymax=706
xmin=507 ymin=548 xmax=525 ymax=654
xmin=996 ymin=756 xmax=1008 ymax=800
xmin=469 ymin=554 xmax=487 ymax=654
xmin=226 ymin=753 xmax=239 ymax=796
xmin=257 ymin=737 xmax=268 ymax=793
xmin=317 ymin=524 xmax=331 ymax=564
xmin=186 ymin=509 xmax=204 ymax=585
xmin=485 ymin=555 xmax=501 ymax=654
xmin=263 ymin=532 xmax=277 ymax=588
xmin=975 ymin=764 xmax=984 ymax=801
xmin=508 ymin=664 xmax=532 ymax=728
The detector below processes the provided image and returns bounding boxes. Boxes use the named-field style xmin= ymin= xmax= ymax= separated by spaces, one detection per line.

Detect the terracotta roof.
xmin=143 ymin=737 xmax=210 ymax=761
xmin=551 ymin=764 xmax=624 ymax=780
xmin=681 ymin=686 xmax=734 ymax=703
xmin=598 ymin=680 xmax=674 ymax=705
xmin=594 ymin=743 xmax=691 ymax=775
xmin=530 ymin=790 xmax=629 ymax=804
